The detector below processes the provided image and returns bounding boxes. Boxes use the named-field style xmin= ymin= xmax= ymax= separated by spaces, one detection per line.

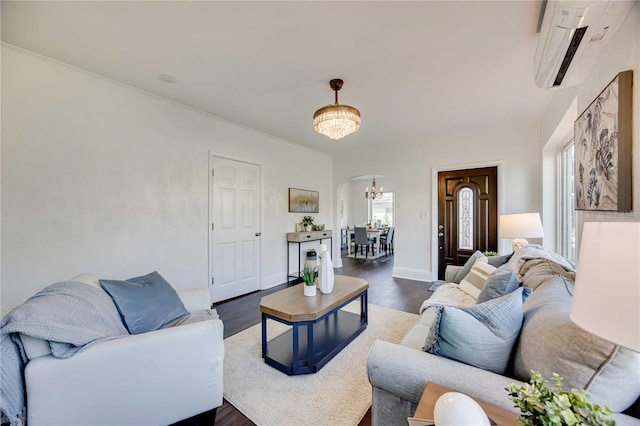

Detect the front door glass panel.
xmin=458 ymin=187 xmax=474 ymax=250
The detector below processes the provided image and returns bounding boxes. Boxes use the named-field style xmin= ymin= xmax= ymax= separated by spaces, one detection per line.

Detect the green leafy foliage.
xmin=302 ymin=216 xmax=315 ymax=225
xmin=302 ymin=264 xmax=317 ymax=286
xmin=505 ymin=372 xmax=615 ymax=426
xmin=483 ymin=251 xmax=499 ymax=257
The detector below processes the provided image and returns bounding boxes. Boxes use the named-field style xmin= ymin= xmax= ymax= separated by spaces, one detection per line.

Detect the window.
xmin=458 ymin=187 xmax=474 ymax=250
xmin=368 ymin=192 xmax=394 ymax=227
xmin=559 ymin=140 xmax=576 ymax=264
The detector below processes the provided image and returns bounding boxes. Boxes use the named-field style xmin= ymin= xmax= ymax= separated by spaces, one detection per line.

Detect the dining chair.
xmin=353 ymin=227 xmax=375 ymax=259
xmin=380 ymin=227 xmax=394 ymax=256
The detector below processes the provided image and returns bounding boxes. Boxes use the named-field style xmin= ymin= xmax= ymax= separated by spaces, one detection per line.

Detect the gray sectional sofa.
xmin=367 ymin=246 xmax=640 ymax=425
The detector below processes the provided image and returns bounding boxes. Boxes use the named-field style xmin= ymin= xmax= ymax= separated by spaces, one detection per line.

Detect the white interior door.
xmin=209 ymin=155 xmax=261 ymax=303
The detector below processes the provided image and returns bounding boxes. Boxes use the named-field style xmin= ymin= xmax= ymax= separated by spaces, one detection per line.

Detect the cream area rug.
xmin=223 ymin=302 xmax=418 ymax=426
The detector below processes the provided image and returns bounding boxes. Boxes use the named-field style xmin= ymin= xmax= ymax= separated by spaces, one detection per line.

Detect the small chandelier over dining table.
xmin=365 ymin=175 xmax=383 ymax=199
xmin=313 ymin=79 xmax=361 ymax=140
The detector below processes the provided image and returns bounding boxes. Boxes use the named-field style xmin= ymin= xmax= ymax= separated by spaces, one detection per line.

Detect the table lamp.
xmin=571 ymin=222 xmax=640 ymax=362
xmin=499 ymin=213 xmax=545 ymax=252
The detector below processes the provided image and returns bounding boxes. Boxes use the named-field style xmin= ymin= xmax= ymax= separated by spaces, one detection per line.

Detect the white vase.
xmin=304 ymin=284 xmax=316 ymax=297
xmin=318 ymin=244 xmax=334 ymax=294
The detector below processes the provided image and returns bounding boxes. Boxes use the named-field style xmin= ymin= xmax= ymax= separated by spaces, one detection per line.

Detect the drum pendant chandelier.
xmin=313 ymin=79 xmax=361 ymax=140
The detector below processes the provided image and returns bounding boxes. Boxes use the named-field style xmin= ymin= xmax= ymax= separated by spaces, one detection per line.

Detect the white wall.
xmin=333 ymin=123 xmax=541 ymax=281
xmin=540 ymin=3 xmax=640 ymax=252
xmin=1 ymin=45 xmax=333 ymax=313
xmin=337 ymin=183 xmax=349 ymax=229
xmin=349 ymin=179 xmax=369 ymax=226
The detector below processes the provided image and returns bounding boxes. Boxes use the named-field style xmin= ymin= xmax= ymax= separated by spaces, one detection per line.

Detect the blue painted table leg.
xmin=362 ymin=290 xmax=369 ymax=325
xmin=261 ymin=314 xmax=267 ymax=358
xmin=307 ymin=322 xmax=314 ymax=370
xmin=292 ymin=324 xmax=299 ymax=375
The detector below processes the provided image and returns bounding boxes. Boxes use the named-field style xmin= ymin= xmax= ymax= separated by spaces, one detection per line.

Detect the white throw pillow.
xmin=71 ymin=273 xmax=102 ymax=289
xmin=458 ymin=260 xmax=496 ymax=300
xmin=20 ymin=333 xmax=52 ymax=359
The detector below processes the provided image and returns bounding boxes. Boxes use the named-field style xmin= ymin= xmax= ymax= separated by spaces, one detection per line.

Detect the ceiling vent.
xmin=534 ymin=0 xmax=634 ymax=89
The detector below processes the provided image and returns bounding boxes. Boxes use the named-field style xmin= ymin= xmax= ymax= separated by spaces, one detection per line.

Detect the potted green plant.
xmin=505 ymin=371 xmax=614 ymax=426
xmin=301 ymin=264 xmax=317 ymax=297
xmin=301 ymin=215 xmax=314 ymax=232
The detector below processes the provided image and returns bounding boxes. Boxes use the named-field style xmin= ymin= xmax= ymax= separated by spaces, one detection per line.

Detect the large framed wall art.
xmin=288 ymin=188 xmax=319 ymax=213
xmin=574 ymin=70 xmax=633 ymax=212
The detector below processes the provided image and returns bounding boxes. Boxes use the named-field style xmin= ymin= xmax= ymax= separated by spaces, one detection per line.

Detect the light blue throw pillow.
xmin=476 ymin=263 xmax=521 ymax=304
xmin=99 ymin=271 xmax=189 ymax=334
xmin=423 ymin=287 xmax=531 ymax=374
xmin=452 ymin=250 xmax=485 ymax=283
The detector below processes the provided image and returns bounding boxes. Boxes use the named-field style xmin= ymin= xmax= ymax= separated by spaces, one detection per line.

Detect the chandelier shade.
xmin=313 ymin=79 xmax=361 ymax=140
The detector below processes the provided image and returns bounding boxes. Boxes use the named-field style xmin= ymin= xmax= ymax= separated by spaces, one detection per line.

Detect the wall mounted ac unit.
xmin=534 ymin=0 xmax=634 ymax=89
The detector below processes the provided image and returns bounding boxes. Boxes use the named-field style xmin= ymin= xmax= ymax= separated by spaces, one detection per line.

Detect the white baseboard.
xmin=392 ymin=267 xmax=432 ymax=282
xmin=262 ymin=273 xmax=286 ymax=290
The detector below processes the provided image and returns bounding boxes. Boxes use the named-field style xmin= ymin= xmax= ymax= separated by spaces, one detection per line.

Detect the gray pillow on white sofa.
xmin=100 ymin=271 xmax=189 ymax=334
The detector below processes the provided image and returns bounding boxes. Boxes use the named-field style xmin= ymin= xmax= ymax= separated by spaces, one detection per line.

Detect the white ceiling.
xmin=2 ymin=1 xmax=552 ymax=157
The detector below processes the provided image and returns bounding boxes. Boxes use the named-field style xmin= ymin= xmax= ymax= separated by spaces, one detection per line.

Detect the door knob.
xmin=438 ymin=232 xmax=444 ymax=237
xmin=255 ymin=232 xmax=261 ymax=237
xmin=438 ymin=224 xmax=444 ymax=229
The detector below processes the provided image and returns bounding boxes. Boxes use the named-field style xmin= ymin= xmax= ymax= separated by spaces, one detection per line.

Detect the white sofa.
xmin=13 ymin=273 xmax=224 ymax=426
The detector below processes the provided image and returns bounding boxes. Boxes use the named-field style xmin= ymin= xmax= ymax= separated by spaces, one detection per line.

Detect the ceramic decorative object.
xmin=433 ymin=392 xmax=490 ymax=426
xmin=317 ymin=244 xmax=334 ymax=294
xmin=304 ymin=284 xmax=316 ymax=297
xmin=301 ymin=264 xmax=317 ymax=297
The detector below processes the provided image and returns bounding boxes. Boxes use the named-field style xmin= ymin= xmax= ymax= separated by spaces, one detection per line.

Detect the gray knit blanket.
xmin=0 ymin=282 xmax=129 ymax=425
xmin=508 ymin=244 xmax=575 ymax=277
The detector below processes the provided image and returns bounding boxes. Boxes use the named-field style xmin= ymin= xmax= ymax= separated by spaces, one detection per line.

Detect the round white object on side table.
xmin=434 ymin=392 xmax=490 ymax=426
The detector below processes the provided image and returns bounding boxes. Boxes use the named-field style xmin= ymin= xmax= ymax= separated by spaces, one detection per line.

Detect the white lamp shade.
xmin=499 ymin=213 xmax=544 ymax=239
xmin=571 ymin=222 xmax=640 ymax=352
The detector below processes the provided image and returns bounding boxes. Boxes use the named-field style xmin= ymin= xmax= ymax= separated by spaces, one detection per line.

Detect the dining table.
xmin=347 ymin=228 xmax=388 ymax=259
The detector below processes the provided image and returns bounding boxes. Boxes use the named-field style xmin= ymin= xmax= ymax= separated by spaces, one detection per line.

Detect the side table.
xmin=413 ymin=382 xmax=520 ymax=426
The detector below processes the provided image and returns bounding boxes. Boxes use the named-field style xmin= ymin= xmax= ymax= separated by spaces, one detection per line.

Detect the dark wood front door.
xmin=437 ymin=167 xmax=498 ymax=279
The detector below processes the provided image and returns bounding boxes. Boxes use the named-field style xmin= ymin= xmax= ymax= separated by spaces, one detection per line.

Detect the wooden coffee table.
xmin=259 ymin=275 xmax=368 ymax=375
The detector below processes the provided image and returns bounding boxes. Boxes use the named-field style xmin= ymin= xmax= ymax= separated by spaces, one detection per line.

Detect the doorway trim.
xmin=430 ymin=160 xmax=504 ymax=280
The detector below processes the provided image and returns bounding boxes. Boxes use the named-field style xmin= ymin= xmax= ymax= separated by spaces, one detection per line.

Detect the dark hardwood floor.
xmin=212 ymin=251 xmax=433 ymax=425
